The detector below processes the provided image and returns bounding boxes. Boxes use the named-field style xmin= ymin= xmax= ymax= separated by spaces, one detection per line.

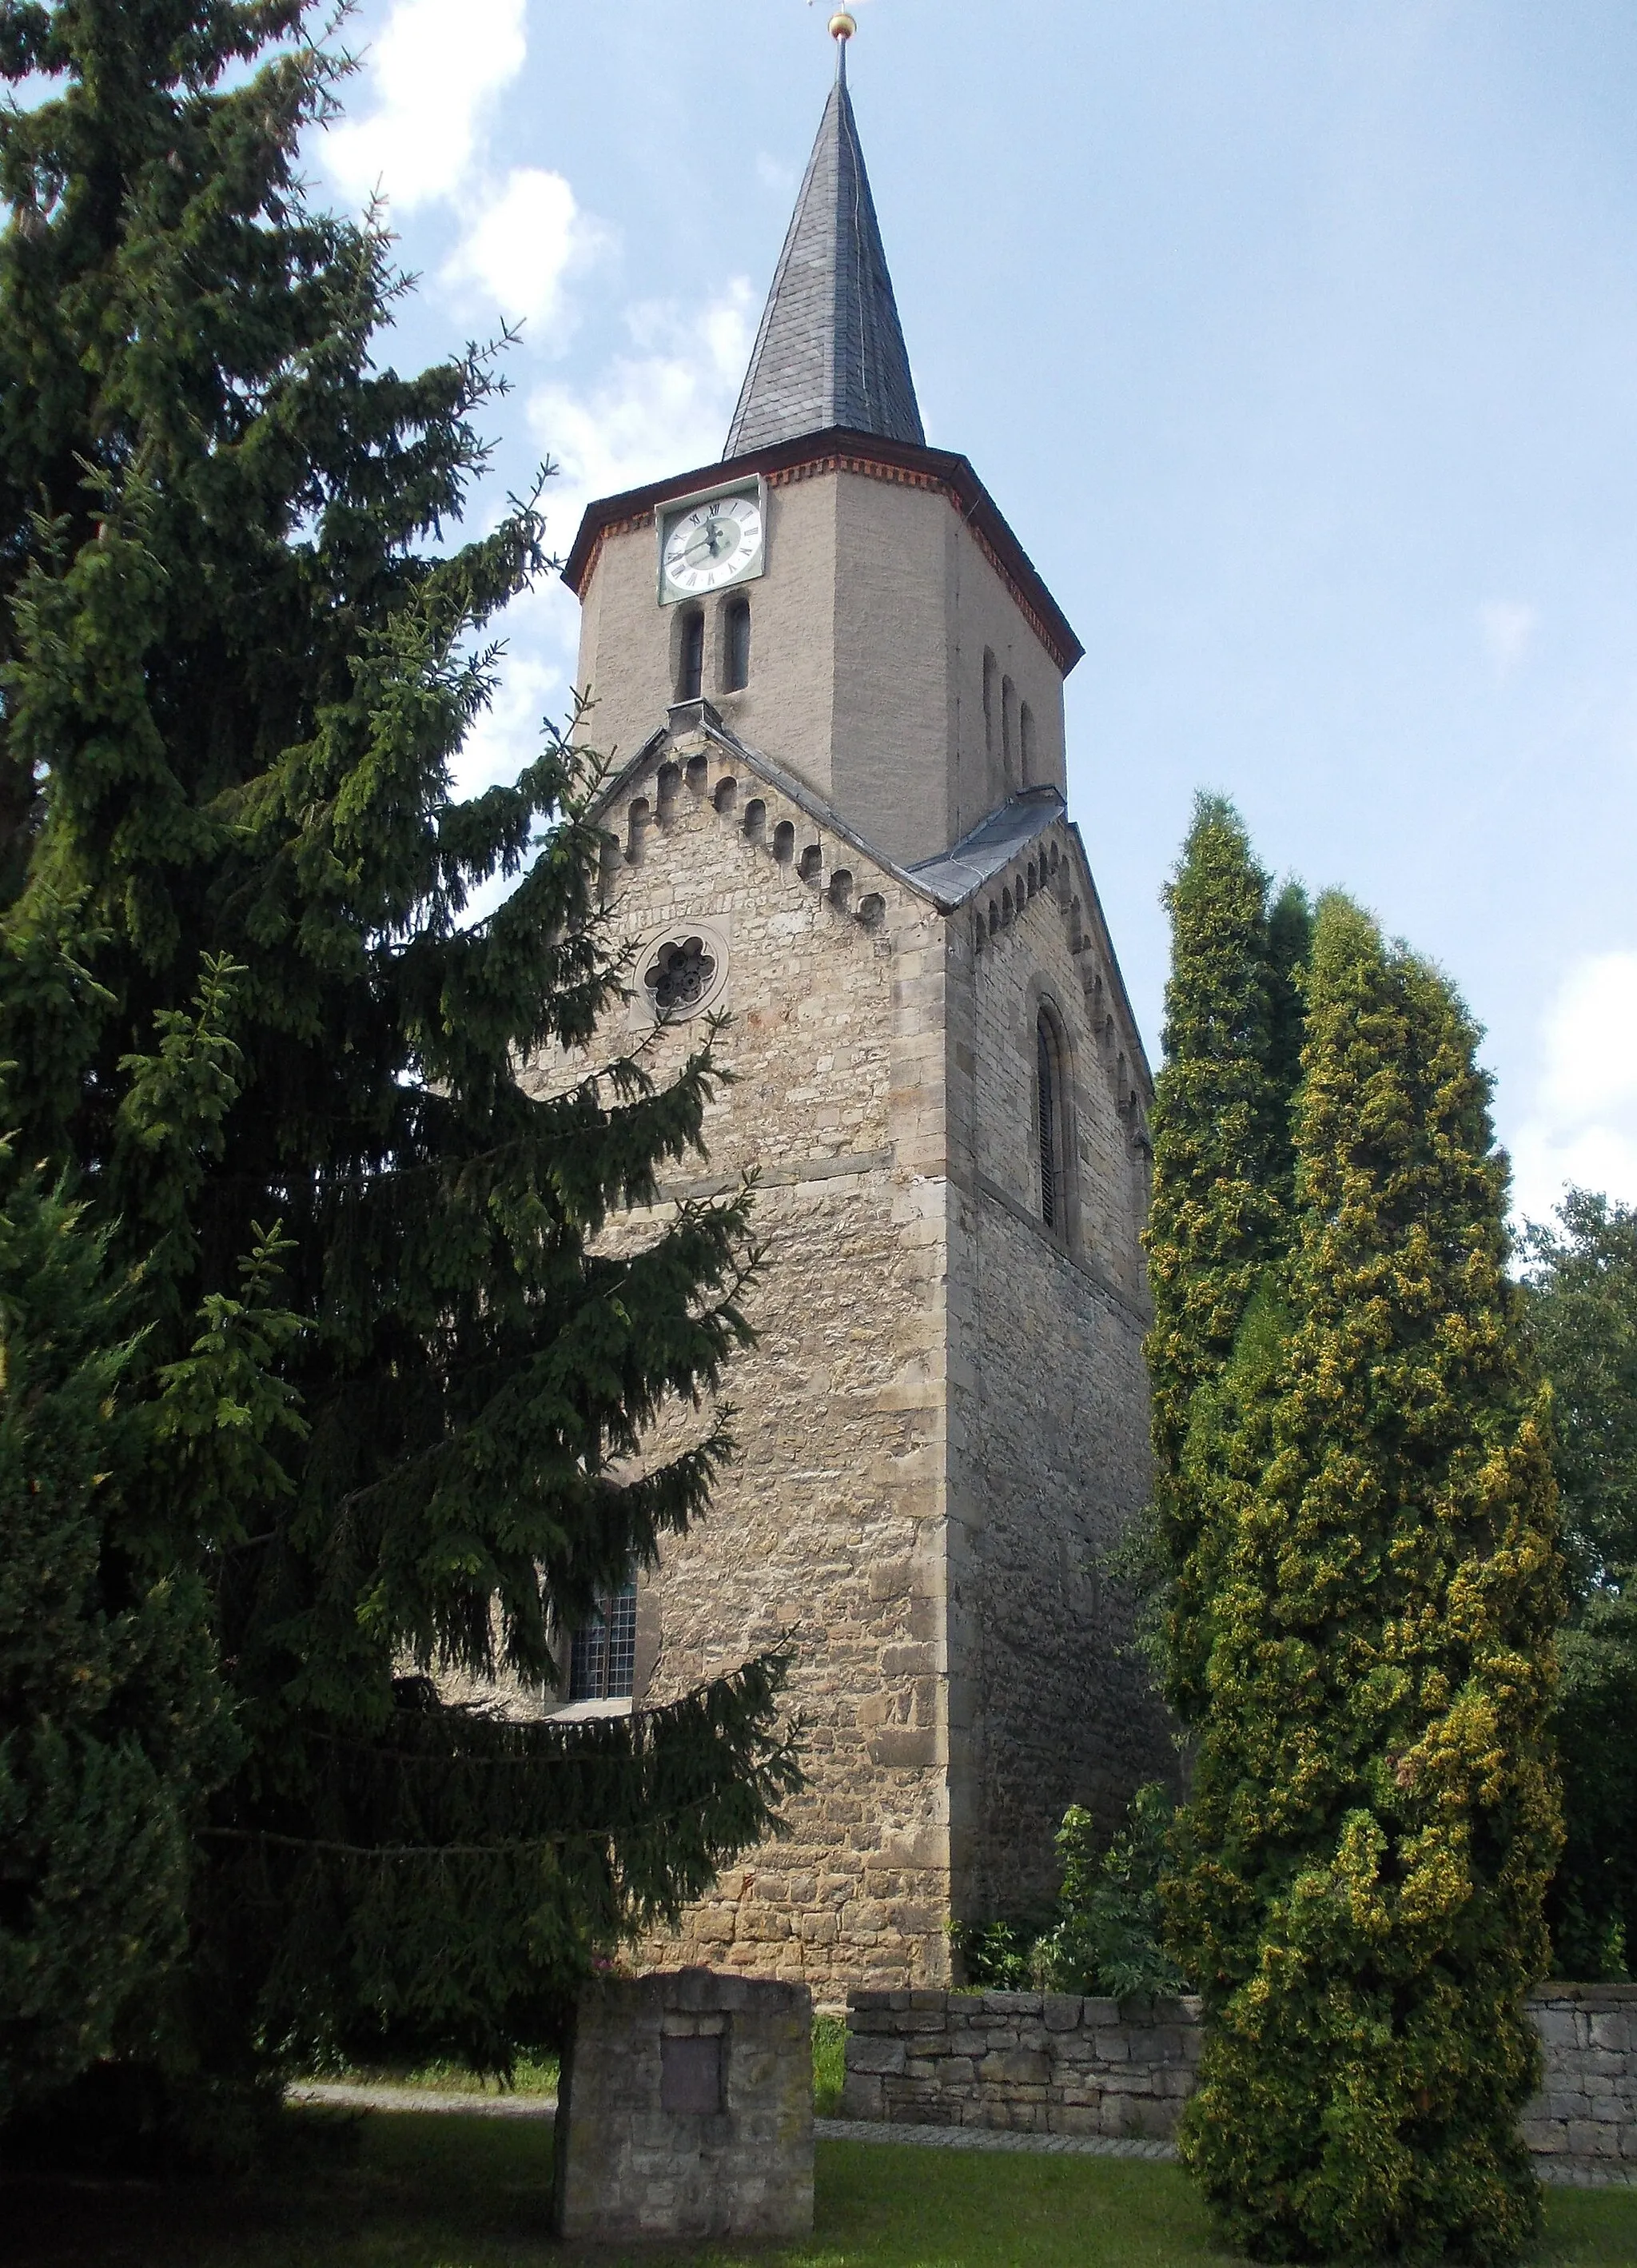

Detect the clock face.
xmin=661 ymin=490 xmax=764 ymax=600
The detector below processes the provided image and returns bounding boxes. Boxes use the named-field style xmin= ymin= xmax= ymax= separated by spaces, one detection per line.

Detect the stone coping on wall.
xmin=843 ymin=1986 xmax=1637 ymax=2173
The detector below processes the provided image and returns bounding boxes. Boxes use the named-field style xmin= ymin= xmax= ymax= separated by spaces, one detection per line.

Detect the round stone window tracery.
xmin=639 ymin=921 xmax=729 ymax=1022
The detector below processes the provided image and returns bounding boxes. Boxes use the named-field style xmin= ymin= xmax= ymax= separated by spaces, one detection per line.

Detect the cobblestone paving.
xmin=816 ymin=2119 xmax=1176 ymax=2162
xmin=818 ymin=2120 xmax=1637 ymax=2188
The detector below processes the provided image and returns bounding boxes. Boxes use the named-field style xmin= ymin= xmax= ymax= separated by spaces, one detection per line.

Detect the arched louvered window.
xmin=677 ymin=608 xmax=704 ymax=702
xmin=724 ymin=596 xmax=752 ymax=692
xmin=1038 ymin=1014 xmax=1060 ymax=1230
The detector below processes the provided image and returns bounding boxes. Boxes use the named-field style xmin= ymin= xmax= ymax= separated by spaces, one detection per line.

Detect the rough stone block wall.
xmin=522 ymin=730 xmax=1167 ymax=1993
xmin=946 ymin=823 xmax=1173 ymax=1918
xmin=1522 ymin=1987 xmax=1637 ymax=2166
xmin=842 ymin=1988 xmax=1203 ymax=2138
xmin=846 ymin=1988 xmax=1637 ymax=2168
xmin=554 ymin=1969 xmax=813 ymax=2242
xmin=527 ymin=731 xmax=955 ymax=1996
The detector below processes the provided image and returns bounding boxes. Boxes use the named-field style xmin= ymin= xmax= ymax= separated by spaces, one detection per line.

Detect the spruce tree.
xmin=1143 ymin=795 xmax=1308 ymax=1720
xmin=0 ymin=0 xmax=794 ymax=2135
xmin=1168 ymin=893 xmax=1563 ymax=2265
xmin=0 ymin=1146 xmax=236 ymax=2126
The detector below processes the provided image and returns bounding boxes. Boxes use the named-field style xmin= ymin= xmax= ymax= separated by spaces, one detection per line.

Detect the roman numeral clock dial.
xmin=658 ymin=483 xmax=767 ymax=601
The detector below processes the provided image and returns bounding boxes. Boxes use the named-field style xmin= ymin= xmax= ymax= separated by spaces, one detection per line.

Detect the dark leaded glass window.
xmin=569 ymin=1583 xmax=638 ymax=1703
xmin=1038 ymin=1015 xmax=1058 ymax=1230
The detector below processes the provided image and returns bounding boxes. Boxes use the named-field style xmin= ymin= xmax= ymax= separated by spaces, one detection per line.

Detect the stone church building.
xmin=536 ymin=36 xmax=1169 ymax=1996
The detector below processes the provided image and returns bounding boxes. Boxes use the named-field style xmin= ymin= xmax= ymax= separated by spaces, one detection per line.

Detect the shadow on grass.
xmin=4 ymin=2109 xmax=1635 ymax=2267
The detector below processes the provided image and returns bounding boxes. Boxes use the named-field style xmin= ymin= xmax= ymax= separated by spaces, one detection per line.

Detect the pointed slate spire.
xmin=724 ymin=46 xmax=925 ymax=459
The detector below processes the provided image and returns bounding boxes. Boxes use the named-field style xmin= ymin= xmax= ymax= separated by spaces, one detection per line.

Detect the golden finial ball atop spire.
xmin=829 ymin=11 xmax=857 ymax=39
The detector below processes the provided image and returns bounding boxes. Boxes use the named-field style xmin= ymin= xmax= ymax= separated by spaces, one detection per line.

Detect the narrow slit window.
xmin=724 ymin=597 xmax=752 ymax=692
xmin=677 ymin=609 xmax=704 ymax=703
xmin=1038 ymin=1015 xmax=1059 ymax=1231
xmin=569 ymin=1580 xmax=638 ymax=1702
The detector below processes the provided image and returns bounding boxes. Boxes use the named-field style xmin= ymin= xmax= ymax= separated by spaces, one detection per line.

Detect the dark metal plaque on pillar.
xmin=661 ymin=2033 xmax=724 ymax=2115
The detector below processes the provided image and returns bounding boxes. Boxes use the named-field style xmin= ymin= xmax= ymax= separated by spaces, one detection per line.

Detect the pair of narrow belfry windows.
xmin=982 ymin=650 xmax=1035 ymax=789
xmin=678 ymin=597 xmax=751 ymax=703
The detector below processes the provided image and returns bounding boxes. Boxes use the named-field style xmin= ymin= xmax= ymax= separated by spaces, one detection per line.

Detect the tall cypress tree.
xmin=1168 ymin=893 xmax=1563 ymax=2266
xmin=0 ymin=0 xmax=794 ymax=2137
xmin=1143 ymin=795 xmax=1308 ymax=1720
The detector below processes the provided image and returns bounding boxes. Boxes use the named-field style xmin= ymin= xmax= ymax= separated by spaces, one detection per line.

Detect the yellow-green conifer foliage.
xmin=1169 ymin=895 xmax=1563 ymax=2263
xmin=1144 ymin=797 xmax=1307 ymax=1721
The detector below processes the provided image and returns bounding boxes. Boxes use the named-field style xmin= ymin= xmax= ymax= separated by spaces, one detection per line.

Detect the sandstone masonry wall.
xmin=527 ymin=729 xmax=955 ymax=1996
xmin=578 ymin=465 xmax=1071 ymax=871
xmin=523 ymin=729 xmax=1167 ymax=1993
xmin=945 ymin=823 xmax=1173 ymax=1917
xmin=846 ymin=1988 xmax=1637 ymax=2170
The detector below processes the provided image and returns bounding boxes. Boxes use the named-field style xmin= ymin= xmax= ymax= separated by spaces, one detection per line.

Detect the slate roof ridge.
xmin=904 ymin=787 xmax=1065 ymax=904
xmin=723 ymin=53 xmax=924 ymax=457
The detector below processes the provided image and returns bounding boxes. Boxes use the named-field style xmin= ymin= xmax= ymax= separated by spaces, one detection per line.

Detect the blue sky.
xmin=307 ymin=0 xmax=1637 ymax=1224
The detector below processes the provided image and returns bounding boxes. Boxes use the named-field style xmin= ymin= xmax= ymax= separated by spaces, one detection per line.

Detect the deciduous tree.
xmin=1521 ymin=1190 xmax=1637 ymax=1979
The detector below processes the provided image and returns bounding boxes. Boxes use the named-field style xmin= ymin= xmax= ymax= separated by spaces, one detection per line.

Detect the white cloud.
xmin=322 ymin=2 xmax=615 ymax=350
xmin=324 ymin=0 xmax=527 ymax=211
xmin=1510 ymin=951 xmax=1637 ymax=1222
xmin=528 ymin=283 xmax=757 ymax=553
xmin=437 ymin=282 xmax=757 ymax=833
xmin=443 ymin=166 xmax=611 ymax=337
xmin=1479 ymin=599 xmax=1538 ymax=681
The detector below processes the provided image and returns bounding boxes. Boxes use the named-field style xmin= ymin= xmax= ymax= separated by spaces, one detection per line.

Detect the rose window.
xmin=643 ymin=935 xmax=718 ymax=1015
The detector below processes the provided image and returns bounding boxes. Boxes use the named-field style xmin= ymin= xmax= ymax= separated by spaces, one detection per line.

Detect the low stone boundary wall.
xmin=1522 ymin=1987 xmax=1637 ymax=2169
xmin=845 ymin=1986 xmax=1637 ymax=2166
xmin=842 ymin=1989 xmax=1202 ymax=2140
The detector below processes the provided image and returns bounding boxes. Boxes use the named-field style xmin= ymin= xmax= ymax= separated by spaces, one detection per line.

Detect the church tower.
xmin=544 ymin=24 xmax=1169 ymax=1993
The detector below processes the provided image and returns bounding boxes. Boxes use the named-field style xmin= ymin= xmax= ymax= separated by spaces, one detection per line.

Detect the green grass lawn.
xmin=6 ymin=2109 xmax=1636 ymax=2268
xmin=309 ymin=2015 xmax=845 ymax=2115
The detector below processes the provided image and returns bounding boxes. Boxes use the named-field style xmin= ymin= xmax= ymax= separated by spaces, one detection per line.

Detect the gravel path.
xmin=288 ymin=2083 xmax=556 ymax=2120
xmin=286 ymin=2085 xmax=1636 ymax=2188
